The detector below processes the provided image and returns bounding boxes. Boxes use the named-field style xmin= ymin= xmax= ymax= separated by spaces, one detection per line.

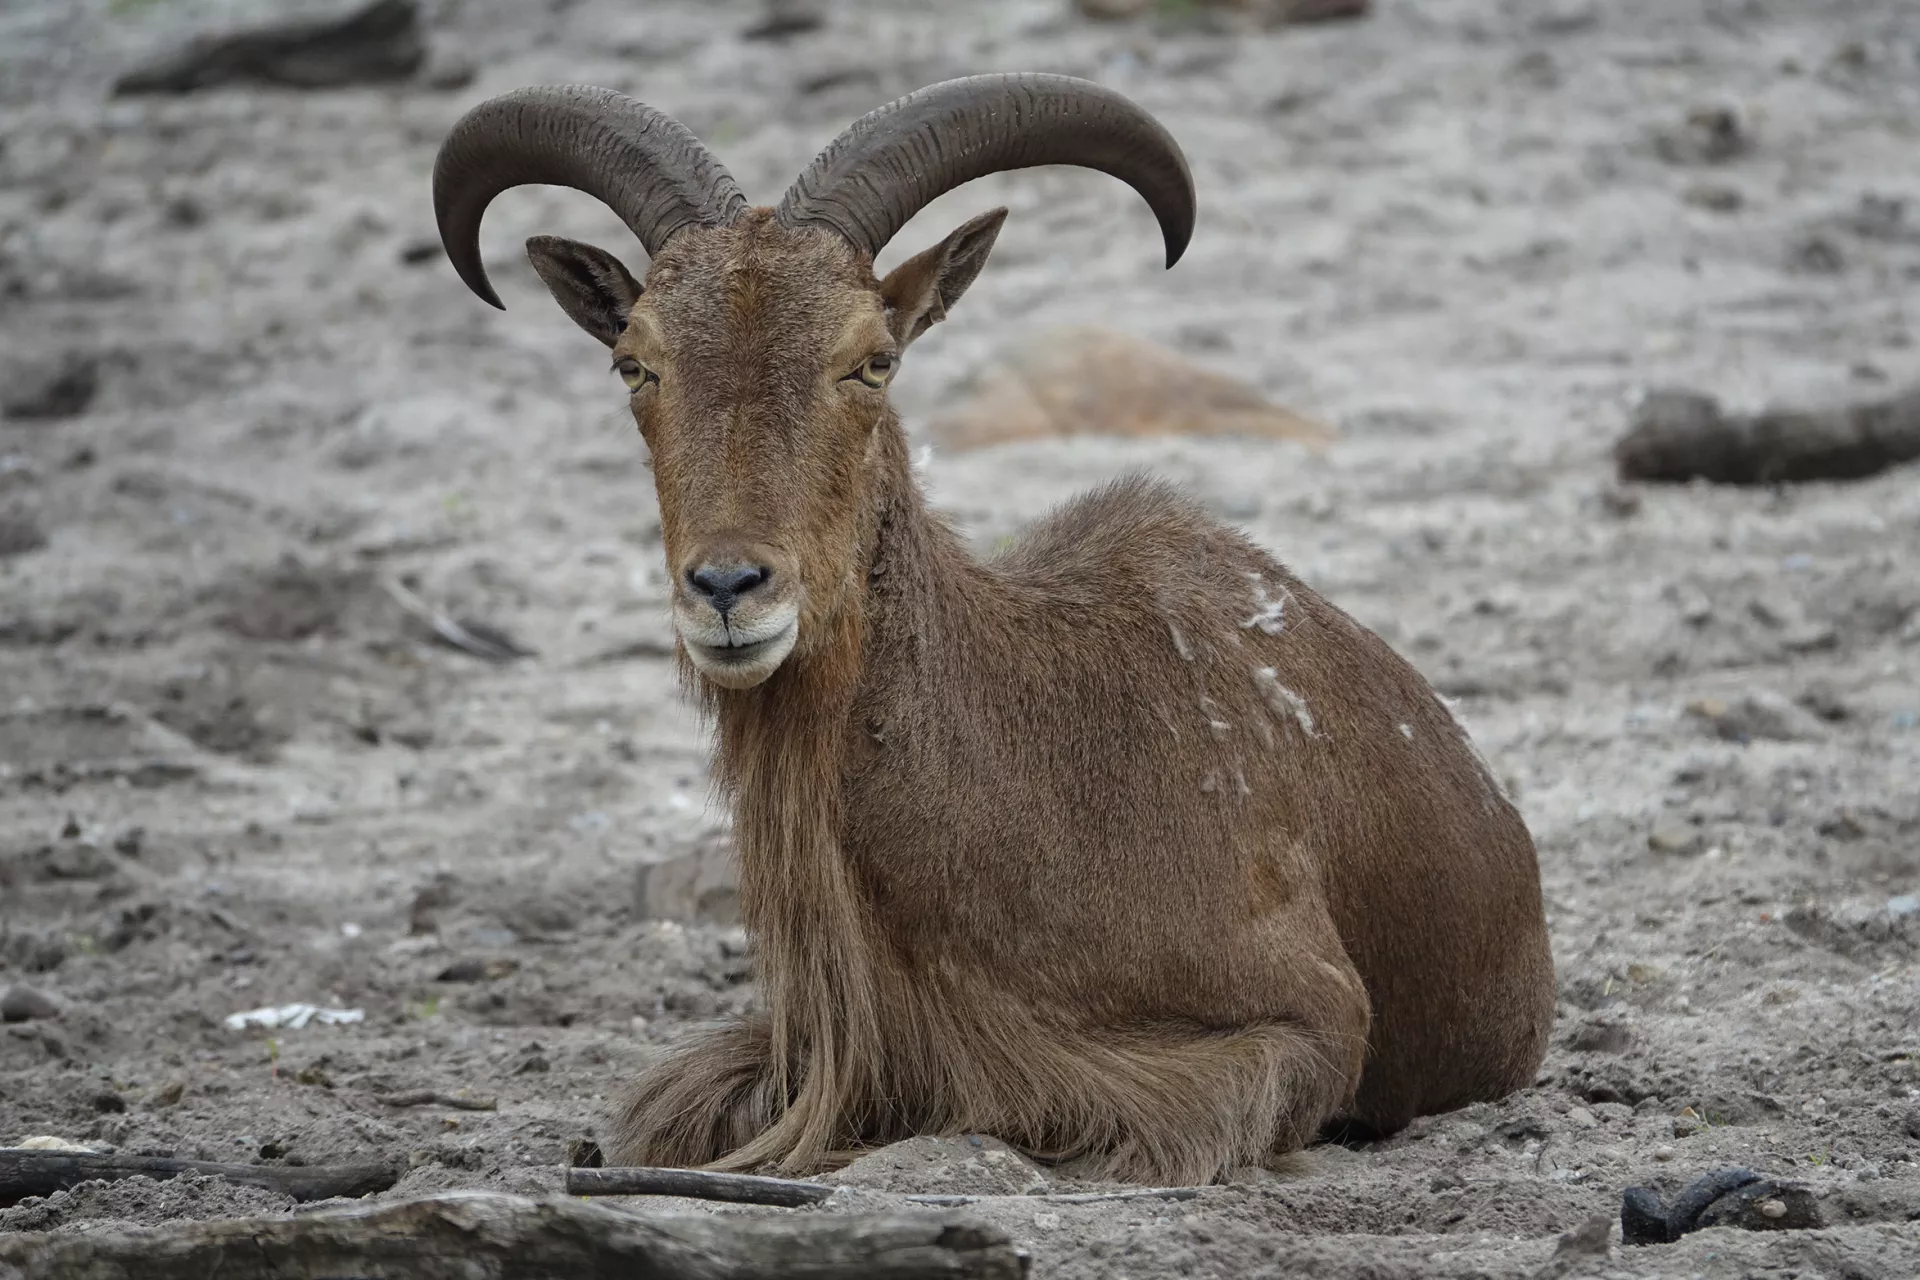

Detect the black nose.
xmin=686 ymin=563 xmax=771 ymax=613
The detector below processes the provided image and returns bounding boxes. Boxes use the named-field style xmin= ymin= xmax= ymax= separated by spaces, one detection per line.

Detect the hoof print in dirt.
xmin=1621 ymin=1166 xmax=1821 ymax=1245
xmin=113 ymin=0 xmax=425 ymax=95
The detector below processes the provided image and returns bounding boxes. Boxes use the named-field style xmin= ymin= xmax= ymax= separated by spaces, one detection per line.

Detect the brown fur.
xmin=525 ymin=208 xmax=1555 ymax=1185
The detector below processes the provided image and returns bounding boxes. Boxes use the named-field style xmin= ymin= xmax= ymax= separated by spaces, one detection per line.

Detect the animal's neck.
xmin=702 ymin=414 xmax=956 ymax=1157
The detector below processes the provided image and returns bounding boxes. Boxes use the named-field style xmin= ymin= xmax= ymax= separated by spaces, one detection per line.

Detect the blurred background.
xmin=1 ymin=0 xmax=1917 ymax=1271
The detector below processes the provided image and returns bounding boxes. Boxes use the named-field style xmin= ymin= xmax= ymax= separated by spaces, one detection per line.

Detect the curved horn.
xmin=774 ymin=73 xmax=1195 ymax=268
xmin=433 ymin=85 xmax=749 ymax=309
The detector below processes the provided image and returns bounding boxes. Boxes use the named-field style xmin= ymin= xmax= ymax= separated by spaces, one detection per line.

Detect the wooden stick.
xmin=0 ymin=1190 xmax=1026 ymax=1280
xmin=0 ymin=1147 xmax=397 ymax=1207
xmin=906 ymin=1186 xmax=1202 ymax=1206
xmin=568 ymin=1164 xmax=1205 ymax=1209
xmin=566 ymin=1166 xmax=834 ymax=1206
xmin=373 ymin=1089 xmax=498 ymax=1111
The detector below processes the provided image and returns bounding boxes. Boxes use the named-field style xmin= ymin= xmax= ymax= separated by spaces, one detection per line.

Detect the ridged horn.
xmin=433 ymin=85 xmax=749 ymax=308
xmin=774 ymin=73 xmax=1195 ymax=268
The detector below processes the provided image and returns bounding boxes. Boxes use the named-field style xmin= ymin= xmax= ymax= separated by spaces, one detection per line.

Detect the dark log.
xmin=1616 ymin=385 xmax=1920 ymax=485
xmin=0 ymin=1148 xmax=397 ymax=1207
xmin=0 ymin=1190 xmax=1026 ymax=1280
xmin=567 ymin=1165 xmax=834 ymax=1206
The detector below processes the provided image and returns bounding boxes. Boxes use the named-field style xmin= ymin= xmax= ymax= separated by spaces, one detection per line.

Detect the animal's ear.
xmin=525 ymin=235 xmax=643 ymax=348
xmin=878 ymin=207 xmax=1007 ymax=349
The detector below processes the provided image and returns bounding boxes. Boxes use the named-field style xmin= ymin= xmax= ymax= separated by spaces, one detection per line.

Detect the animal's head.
xmin=433 ymin=75 xmax=1193 ymax=689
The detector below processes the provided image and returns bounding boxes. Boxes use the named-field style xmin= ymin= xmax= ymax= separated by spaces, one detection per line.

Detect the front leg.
xmin=608 ymin=1014 xmax=782 ymax=1168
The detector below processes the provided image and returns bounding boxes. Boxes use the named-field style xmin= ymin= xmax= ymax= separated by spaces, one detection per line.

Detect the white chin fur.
xmin=681 ymin=618 xmax=799 ymax=690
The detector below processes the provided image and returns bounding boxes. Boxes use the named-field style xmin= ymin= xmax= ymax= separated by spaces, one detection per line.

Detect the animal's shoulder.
xmin=995 ymin=474 xmax=1260 ymax=587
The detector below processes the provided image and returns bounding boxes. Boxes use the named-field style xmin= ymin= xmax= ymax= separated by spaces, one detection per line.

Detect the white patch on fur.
xmin=1166 ymin=619 xmax=1195 ymax=662
xmin=911 ymin=444 xmax=934 ymax=477
xmin=1252 ymin=667 xmax=1316 ymax=738
xmin=1397 ymin=722 xmax=1413 ymax=739
xmin=1240 ymin=572 xmax=1295 ymax=636
xmin=1198 ymin=696 xmax=1232 ymax=738
xmin=1200 ymin=772 xmax=1220 ymax=794
xmin=1234 ymin=768 xmax=1251 ymax=797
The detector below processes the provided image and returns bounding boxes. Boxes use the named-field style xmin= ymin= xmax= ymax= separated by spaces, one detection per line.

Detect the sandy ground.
xmin=2 ymin=0 xmax=1918 ymax=1274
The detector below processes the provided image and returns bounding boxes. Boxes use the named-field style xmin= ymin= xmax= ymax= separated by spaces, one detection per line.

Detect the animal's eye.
xmin=851 ymin=353 xmax=896 ymax=388
xmin=613 ymin=357 xmax=657 ymax=391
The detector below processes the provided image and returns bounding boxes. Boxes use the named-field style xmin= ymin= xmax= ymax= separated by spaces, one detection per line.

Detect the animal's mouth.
xmin=692 ymin=625 xmax=790 ymax=665
xmin=677 ymin=609 xmax=800 ymax=689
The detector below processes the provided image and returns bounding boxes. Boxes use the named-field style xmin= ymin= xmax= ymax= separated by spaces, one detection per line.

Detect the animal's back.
xmin=869 ymin=475 xmax=1553 ymax=1133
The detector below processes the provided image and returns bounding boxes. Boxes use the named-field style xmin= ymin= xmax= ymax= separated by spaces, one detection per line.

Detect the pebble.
xmin=1903 ymin=1106 xmax=1920 ymax=1141
xmin=1685 ymin=690 xmax=1827 ymax=743
xmin=1648 ymin=820 xmax=1703 ymax=856
xmin=1652 ymin=1145 xmax=1677 ymax=1162
xmin=0 ymin=985 xmax=61 ymax=1022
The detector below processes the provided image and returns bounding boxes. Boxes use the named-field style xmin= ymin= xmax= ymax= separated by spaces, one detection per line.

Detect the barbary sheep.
xmin=431 ymin=73 xmax=1555 ymax=1185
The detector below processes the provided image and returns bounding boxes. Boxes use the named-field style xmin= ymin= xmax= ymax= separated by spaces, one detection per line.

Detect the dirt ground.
xmin=2 ymin=0 xmax=1918 ymax=1275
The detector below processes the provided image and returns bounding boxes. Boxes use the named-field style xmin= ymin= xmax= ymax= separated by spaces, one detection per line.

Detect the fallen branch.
xmin=1616 ymin=384 xmax=1920 ymax=485
xmin=373 ymin=1089 xmax=497 ymax=1111
xmin=0 ymin=1147 xmax=396 ymax=1208
xmin=906 ymin=1186 xmax=1202 ymax=1206
xmin=567 ymin=1166 xmax=833 ymax=1206
xmin=568 ymin=1165 xmax=1205 ymax=1209
xmin=380 ymin=577 xmax=532 ymax=662
xmin=0 ymin=1190 xmax=1024 ymax=1280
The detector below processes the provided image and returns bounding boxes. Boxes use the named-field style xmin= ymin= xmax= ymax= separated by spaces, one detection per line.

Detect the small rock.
xmin=89 ymin=1089 xmax=127 ymax=1114
xmin=742 ymin=0 xmax=824 ymax=39
xmin=146 ymin=1078 xmax=186 ymax=1108
xmin=1656 ymin=104 xmax=1749 ymax=165
xmin=1682 ymin=182 xmax=1743 ymax=212
xmin=1902 ymin=1105 xmax=1920 ymax=1140
xmin=0 ymin=985 xmax=61 ymax=1022
xmin=514 ymin=1055 xmax=551 ymax=1075
xmin=1685 ymin=690 xmax=1826 ymax=743
xmin=1652 ymin=1145 xmax=1676 ymax=1161
xmin=0 ymin=515 xmax=48 ymax=559
xmin=434 ymin=957 xmax=516 ymax=983
xmin=2 ymin=355 xmax=98 ymax=420
xmin=1797 ymin=684 xmax=1851 ymax=722
xmin=1695 ymin=1180 xmax=1820 ymax=1233
xmin=1536 ymin=1213 xmax=1612 ymax=1277
xmin=1597 ymin=485 xmax=1642 ymax=517
xmin=1647 ymin=820 xmax=1702 ymax=856
xmin=1817 ymin=811 xmax=1867 ymax=840
xmin=1567 ymin=1018 xmax=1632 ymax=1054
xmin=1790 ymin=235 xmax=1845 ymax=275
xmin=419 ymin=57 xmax=475 ymax=91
